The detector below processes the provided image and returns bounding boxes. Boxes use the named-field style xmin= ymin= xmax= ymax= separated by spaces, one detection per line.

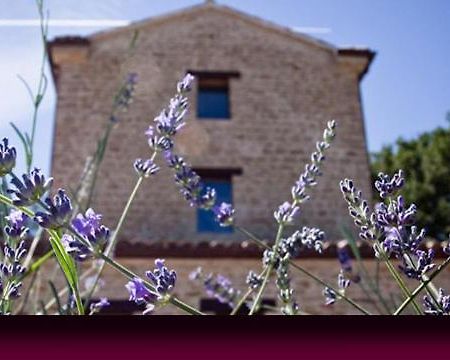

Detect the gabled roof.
xmin=89 ymin=1 xmax=338 ymax=53
xmin=47 ymin=1 xmax=375 ymax=82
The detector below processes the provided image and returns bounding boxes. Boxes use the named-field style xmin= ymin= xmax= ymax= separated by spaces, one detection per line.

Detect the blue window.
xmin=197 ymin=178 xmax=233 ymax=233
xmin=197 ymin=77 xmax=230 ymax=119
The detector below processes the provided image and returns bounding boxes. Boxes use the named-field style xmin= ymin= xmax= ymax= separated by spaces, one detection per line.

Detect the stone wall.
xmin=50 ymin=5 xmax=373 ymax=246
xmin=32 ymin=258 xmax=450 ymax=315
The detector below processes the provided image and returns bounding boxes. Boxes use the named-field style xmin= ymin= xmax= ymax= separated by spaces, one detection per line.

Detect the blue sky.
xmin=1 ymin=0 xmax=449 ymax=175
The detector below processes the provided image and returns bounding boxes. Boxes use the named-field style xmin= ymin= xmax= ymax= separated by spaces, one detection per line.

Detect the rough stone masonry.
xmin=45 ymin=1 xmax=381 ymax=314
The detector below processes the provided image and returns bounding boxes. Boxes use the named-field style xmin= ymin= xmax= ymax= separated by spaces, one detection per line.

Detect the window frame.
xmin=194 ymin=168 xmax=242 ymax=234
xmin=186 ymin=70 xmax=240 ymax=121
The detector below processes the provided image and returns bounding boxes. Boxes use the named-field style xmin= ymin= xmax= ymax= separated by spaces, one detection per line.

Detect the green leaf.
xmin=10 ymin=122 xmax=30 ymax=156
xmin=48 ymin=281 xmax=64 ymax=315
xmin=48 ymin=230 xmax=84 ymax=315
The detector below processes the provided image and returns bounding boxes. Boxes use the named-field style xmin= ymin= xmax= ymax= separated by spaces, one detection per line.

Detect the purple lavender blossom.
xmin=375 ymin=196 xmax=417 ymax=228
xmin=337 ymin=247 xmax=352 ymax=273
xmin=72 ymin=208 xmax=102 ymax=237
xmin=213 ymin=202 xmax=235 ymax=227
xmin=323 ymin=271 xmax=350 ymax=306
xmin=375 ymin=197 xmax=426 ymax=257
xmin=90 ymin=297 xmax=110 ymax=313
xmin=148 ymin=136 xmax=174 ymax=151
xmin=126 ymin=277 xmax=156 ymax=305
xmin=8 ymin=168 xmax=53 ymax=206
xmin=145 ymin=259 xmax=177 ymax=296
xmin=164 ymin=150 xmax=185 ymax=169
xmin=399 ymin=249 xmax=436 ymax=280
xmin=177 ymin=73 xmax=195 ymax=93
xmin=290 ymin=120 xmax=336 ymax=204
xmin=4 ymin=210 xmax=28 ymax=238
xmin=0 ymin=138 xmax=16 ymax=177
xmin=337 ymin=247 xmax=361 ymax=283
xmin=133 ymin=158 xmax=159 ymax=177
xmin=34 ymin=189 xmax=72 ymax=229
xmin=246 ymin=270 xmax=263 ymax=289
xmin=278 ymin=227 xmax=324 ymax=259
xmin=323 ymin=287 xmax=337 ymax=306
xmin=113 ymin=72 xmax=138 ymax=112
xmin=145 ymin=125 xmax=154 ymax=139
xmin=204 ymin=273 xmax=240 ymax=307
xmin=275 ymin=257 xmax=299 ymax=315
xmin=375 ymin=170 xmax=405 ymax=199
xmin=0 ymin=225 xmax=28 ymax=304
xmin=274 ymin=201 xmax=299 ymax=225
xmin=63 ymin=208 xmax=110 ymax=261
xmin=423 ymin=288 xmax=450 ymax=315
xmin=340 ymin=179 xmax=378 ymax=242
xmin=61 ymin=234 xmax=90 ymax=261
xmin=147 ymin=74 xmax=194 ymax=152
xmin=189 ymin=266 xmax=203 ymax=281
xmin=1 ymin=241 xmax=27 ymax=277
xmin=165 ymin=149 xmax=220 ymax=210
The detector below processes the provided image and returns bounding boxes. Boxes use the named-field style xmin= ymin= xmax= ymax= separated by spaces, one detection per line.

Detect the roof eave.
xmin=338 ymin=48 xmax=376 ymax=81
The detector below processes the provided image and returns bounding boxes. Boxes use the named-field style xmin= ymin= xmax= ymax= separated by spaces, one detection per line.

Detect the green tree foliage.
xmin=371 ymin=123 xmax=450 ymax=240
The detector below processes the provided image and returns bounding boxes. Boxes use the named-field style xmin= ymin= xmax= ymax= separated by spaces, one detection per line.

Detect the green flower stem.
xmin=85 ymin=123 xmax=114 ymax=208
xmin=231 ymin=267 xmax=269 ymax=316
xmin=394 ymin=256 xmax=450 ymax=315
xmin=230 ymin=288 xmax=253 ymax=316
xmin=26 ymin=0 xmax=49 ymax=173
xmin=169 ymin=296 xmax=204 ymax=316
xmin=342 ymin=227 xmax=391 ymax=314
xmin=236 ymin=226 xmax=372 ymax=315
xmin=83 ymin=150 xmax=158 ymax=308
xmin=374 ymin=242 xmax=423 ymax=315
xmin=83 ymin=175 xmax=145 ymax=309
xmin=248 ymin=224 xmax=284 ymax=315
xmin=403 ymin=252 xmax=442 ymax=312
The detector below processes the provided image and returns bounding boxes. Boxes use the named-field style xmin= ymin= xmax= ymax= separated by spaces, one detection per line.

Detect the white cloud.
xmin=291 ymin=26 xmax=332 ymax=34
xmin=0 ymin=19 xmax=130 ymax=27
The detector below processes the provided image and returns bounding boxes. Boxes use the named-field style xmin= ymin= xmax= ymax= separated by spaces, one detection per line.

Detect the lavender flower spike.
xmin=90 ymin=297 xmax=110 ymax=314
xmin=0 ymin=138 xmax=16 ymax=177
xmin=145 ymin=259 xmax=177 ymax=297
xmin=65 ymin=208 xmax=110 ymax=261
xmin=34 ymin=189 xmax=72 ymax=229
xmin=375 ymin=169 xmax=405 ymax=199
xmin=177 ymin=73 xmax=195 ymax=93
xmin=8 ymin=168 xmax=53 ymax=206
xmin=126 ymin=277 xmax=156 ymax=305
xmin=134 ymin=158 xmax=160 ymax=177
xmin=72 ymin=208 xmax=102 ymax=237
xmin=274 ymin=201 xmax=299 ymax=225
xmin=147 ymin=73 xmax=194 ymax=152
xmin=291 ymin=120 xmax=336 ymax=204
xmin=213 ymin=202 xmax=235 ymax=227
xmin=423 ymin=288 xmax=450 ymax=315
xmin=203 ymin=273 xmax=240 ymax=307
xmin=323 ymin=271 xmax=350 ymax=306
xmin=113 ymin=72 xmax=138 ymax=114
xmin=4 ymin=210 xmax=28 ymax=238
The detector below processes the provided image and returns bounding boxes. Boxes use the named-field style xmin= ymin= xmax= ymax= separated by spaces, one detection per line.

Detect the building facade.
xmin=47 ymin=2 xmax=375 ymax=313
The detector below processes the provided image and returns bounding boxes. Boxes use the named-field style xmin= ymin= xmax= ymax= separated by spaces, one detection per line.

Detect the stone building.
xmin=47 ymin=1 xmax=376 ymax=313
